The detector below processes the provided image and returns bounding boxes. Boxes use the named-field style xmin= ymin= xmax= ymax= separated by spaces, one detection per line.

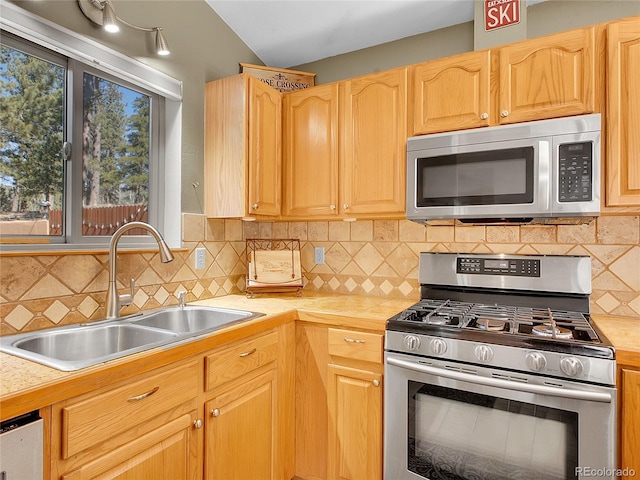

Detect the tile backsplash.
xmin=1 ymin=214 xmax=639 ymax=334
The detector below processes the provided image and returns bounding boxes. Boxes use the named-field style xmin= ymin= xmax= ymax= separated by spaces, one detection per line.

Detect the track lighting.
xmin=78 ymin=0 xmax=170 ymax=56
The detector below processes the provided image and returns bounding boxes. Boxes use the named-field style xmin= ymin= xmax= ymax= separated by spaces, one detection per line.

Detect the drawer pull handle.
xmin=193 ymin=419 xmax=203 ymax=429
xmin=212 ymin=408 xmax=220 ymax=417
xmin=127 ymin=386 xmax=159 ymax=402
xmin=239 ymin=348 xmax=257 ymax=357
xmin=344 ymin=337 xmax=365 ymax=344
xmin=373 ymin=379 xmax=380 ymax=387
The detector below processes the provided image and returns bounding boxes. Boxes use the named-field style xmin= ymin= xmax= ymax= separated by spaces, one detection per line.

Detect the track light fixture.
xmin=78 ymin=0 xmax=170 ymax=56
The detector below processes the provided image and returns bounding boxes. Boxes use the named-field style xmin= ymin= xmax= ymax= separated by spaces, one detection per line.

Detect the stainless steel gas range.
xmin=384 ymin=252 xmax=616 ymax=480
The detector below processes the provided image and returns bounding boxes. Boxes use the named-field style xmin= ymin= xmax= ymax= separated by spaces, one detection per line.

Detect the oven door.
xmin=384 ymin=352 xmax=616 ymax=480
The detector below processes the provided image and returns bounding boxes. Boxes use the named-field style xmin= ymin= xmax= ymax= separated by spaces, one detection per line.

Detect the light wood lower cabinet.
xmin=327 ymin=364 xmax=382 ymax=480
xmin=51 ymin=360 xmax=200 ymax=479
xmin=203 ymin=325 xmax=295 ymax=480
xmin=205 ymin=369 xmax=277 ymax=480
xmin=60 ymin=413 xmax=198 ymax=480
xmin=618 ymin=351 xmax=640 ymax=478
xmin=296 ymin=322 xmax=384 ymax=480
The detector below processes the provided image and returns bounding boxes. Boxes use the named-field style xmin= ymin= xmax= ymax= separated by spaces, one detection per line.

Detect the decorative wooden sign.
xmin=240 ymin=63 xmax=315 ymax=92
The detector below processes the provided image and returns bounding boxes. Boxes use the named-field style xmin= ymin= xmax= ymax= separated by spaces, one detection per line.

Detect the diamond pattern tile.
xmin=2 ymin=215 xmax=640 ymax=334
xmin=5 ymin=305 xmax=34 ymax=330
xmin=44 ymin=300 xmax=69 ymax=324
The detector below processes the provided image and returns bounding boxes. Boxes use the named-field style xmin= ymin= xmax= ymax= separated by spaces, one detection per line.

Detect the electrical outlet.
xmin=195 ymin=247 xmax=206 ymax=269
xmin=315 ymin=246 xmax=325 ymax=264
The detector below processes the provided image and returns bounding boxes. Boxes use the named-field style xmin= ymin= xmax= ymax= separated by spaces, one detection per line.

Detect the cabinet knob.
xmin=252 ymin=203 xmax=259 ymax=210
xmin=211 ymin=408 xmax=220 ymax=417
xmin=480 ymin=112 xmax=488 ymax=120
xmin=330 ymin=204 xmax=336 ymax=210
xmin=193 ymin=419 xmax=203 ymax=429
xmin=500 ymin=110 xmax=509 ymax=118
xmin=343 ymin=203 xmax=350 ymax=210
xmin=373 ymin=379 xmax=380 ymax=387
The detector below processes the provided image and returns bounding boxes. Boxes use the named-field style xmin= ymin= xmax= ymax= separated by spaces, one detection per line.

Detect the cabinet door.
xmin=340 ymin=68 xmax=407 ymax=216
xmin=283 ymin=83 xmax=339 ymax=217
xmin=412 ymin=50 xmax=492 ymax=134
xmin=61 ymin=413 xmax=198 ymax=480
xmin=621 ymin=368 xmax=640 ymax=476
xmin=606 ymin=17 xmax=640 ymax=208
xmin=205 ymin=370 xmax=277 ymax=480
xmin=248 ymin=76 xmax=282 ymax=217
xmin=499 ymin=27 xmax=595 ymax=124
xmin=327 ymin=364 xmax=382 ymax=480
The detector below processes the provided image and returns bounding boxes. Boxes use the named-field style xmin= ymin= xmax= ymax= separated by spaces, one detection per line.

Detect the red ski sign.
xmin=485 ymin=0 xmax=520 ymax=31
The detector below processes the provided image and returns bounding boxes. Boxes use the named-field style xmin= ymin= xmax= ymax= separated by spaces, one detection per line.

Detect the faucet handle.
xmin=119 ymin=278 xmax=135 ymax=308
xmin=177 ymin=290 xmax=186 ymax=307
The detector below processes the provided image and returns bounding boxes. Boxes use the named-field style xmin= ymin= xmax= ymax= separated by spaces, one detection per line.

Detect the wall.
xmin=3 ymin=214 xmax=638 ymax=334
xmin=294 ymin=0 xmax=640 ymax=83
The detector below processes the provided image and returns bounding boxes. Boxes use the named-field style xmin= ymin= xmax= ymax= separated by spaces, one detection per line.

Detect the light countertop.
xmin=1 ymin=291 xmax=639 ymax=420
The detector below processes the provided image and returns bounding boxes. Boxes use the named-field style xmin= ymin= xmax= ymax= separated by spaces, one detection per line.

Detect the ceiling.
xmin=204 ymin=0 xmax=477 ymax=68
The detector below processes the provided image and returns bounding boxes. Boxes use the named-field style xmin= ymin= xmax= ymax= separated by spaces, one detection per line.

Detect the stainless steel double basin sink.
xmin=0 ymin=306 xmax=264 ymax=371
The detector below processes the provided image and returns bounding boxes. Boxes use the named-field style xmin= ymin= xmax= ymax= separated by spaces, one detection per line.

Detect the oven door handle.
xmin=386 ymin=356 xmax=613 ymax=403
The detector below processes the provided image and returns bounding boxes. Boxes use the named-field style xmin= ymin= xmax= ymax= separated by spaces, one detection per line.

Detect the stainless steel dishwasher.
xmin=0 ymin=411 xmax=43 ymax=480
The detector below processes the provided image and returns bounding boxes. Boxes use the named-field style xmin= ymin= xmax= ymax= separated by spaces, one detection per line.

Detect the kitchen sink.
xmin=129 ymin=306 xmax=257 ymax=334
xmin=0 ymin=306 xmax=264 ymax=371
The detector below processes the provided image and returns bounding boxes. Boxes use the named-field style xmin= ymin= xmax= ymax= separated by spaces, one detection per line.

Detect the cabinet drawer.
xmin=61 ymin=361 xmax=198 ymax=459
xmin=205 ymin=329 xmax=278 ymax=390
xmin=328 ymin=328 xmax=383 ymax=364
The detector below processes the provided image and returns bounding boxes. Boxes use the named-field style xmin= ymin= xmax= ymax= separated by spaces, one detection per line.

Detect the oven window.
xmin=408 ymin=381 xmax=578 ymax=480
xmin=416 ymin=147 xmax=534 ymax=207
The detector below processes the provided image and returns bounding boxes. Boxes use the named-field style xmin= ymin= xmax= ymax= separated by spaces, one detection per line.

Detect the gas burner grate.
xmin=395 ymin=299 xmax=601 ymax=343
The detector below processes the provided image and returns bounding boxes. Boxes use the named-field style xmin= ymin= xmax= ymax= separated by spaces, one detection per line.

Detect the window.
xmin=0 ymin=3 xmax=182 ymax=250
xmin=0 ymin=33 xmax=161 ymax=244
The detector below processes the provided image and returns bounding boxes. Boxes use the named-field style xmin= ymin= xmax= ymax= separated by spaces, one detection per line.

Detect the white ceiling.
xmin=205 ymin=0 xmax=477 ymax=68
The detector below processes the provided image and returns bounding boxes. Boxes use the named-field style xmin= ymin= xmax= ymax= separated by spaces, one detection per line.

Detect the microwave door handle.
xmin=386 ymin=356 xmax=612 ymax=403
xmin=538 ymin=140 xmax=551 ymax=210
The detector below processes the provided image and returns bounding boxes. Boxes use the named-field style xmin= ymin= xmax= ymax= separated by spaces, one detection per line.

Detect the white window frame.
xmin=0 ymin=2 xmax=182 ymax=250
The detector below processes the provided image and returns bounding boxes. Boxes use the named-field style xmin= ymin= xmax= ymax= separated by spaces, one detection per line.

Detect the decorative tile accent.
xmin=596 ymin=293 xmax=621 ymax=313
xmin=133 ymin=288 xmax=150 ymax=308
xmin=2 ymin=215 xmax=640 ymax=335
xmin=5 ymin=305 xmax=34 ymax=330
xmin=44 ymin=300 xmax=69 ymax=324
xmin=78 ymin=296 xmax=99 ymax=318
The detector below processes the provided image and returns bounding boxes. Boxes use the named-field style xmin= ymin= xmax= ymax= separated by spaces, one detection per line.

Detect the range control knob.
xmin=525 ymin=352 xmax=547 ymax=372
xmin=403 ymin=335 xmax=421 ymax=351
xmin=429 ymin=338 xmax=447 ymax=355
xmin=560 ymin=357 xmax=584 ymax=377
xmin=474 ymin=345 xmax=494 ymax=363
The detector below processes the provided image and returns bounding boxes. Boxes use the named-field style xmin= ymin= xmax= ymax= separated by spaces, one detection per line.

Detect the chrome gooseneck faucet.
xmin=105 ymin=221 xmax=174 ymax=319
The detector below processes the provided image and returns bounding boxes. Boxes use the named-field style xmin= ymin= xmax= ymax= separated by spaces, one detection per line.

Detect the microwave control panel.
xmin=558 ymin=142 xmax=593 ymax=202
xmin=457 ymin=257 xmax=541 ymax=277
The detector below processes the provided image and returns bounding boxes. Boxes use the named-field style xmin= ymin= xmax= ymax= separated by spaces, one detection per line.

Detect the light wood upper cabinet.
xmin=282 ymin=68 xmax=407 ymax=219
xmin=605 ymin=17 xmax=640 ymax=208
xmin=205 ymin=74 xmax=281 ymax=218
xmin=283 ymin=83 xmax=339 ymax=217
xmin=339 ymin=67 xmax=408 ymax=217
xmin=412 ymin=50 xmax=493 ymax=135
xmin=499 ymin=27 xmax=596 ymax=124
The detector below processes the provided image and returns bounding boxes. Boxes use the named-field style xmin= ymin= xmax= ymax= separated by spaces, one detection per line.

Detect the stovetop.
xmin=394 ymin=298 xmax=600 ymax=343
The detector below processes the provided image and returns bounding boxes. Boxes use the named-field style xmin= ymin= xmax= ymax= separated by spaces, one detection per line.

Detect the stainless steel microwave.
xmin=406 ymin=114 xmax=601 ymax=224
